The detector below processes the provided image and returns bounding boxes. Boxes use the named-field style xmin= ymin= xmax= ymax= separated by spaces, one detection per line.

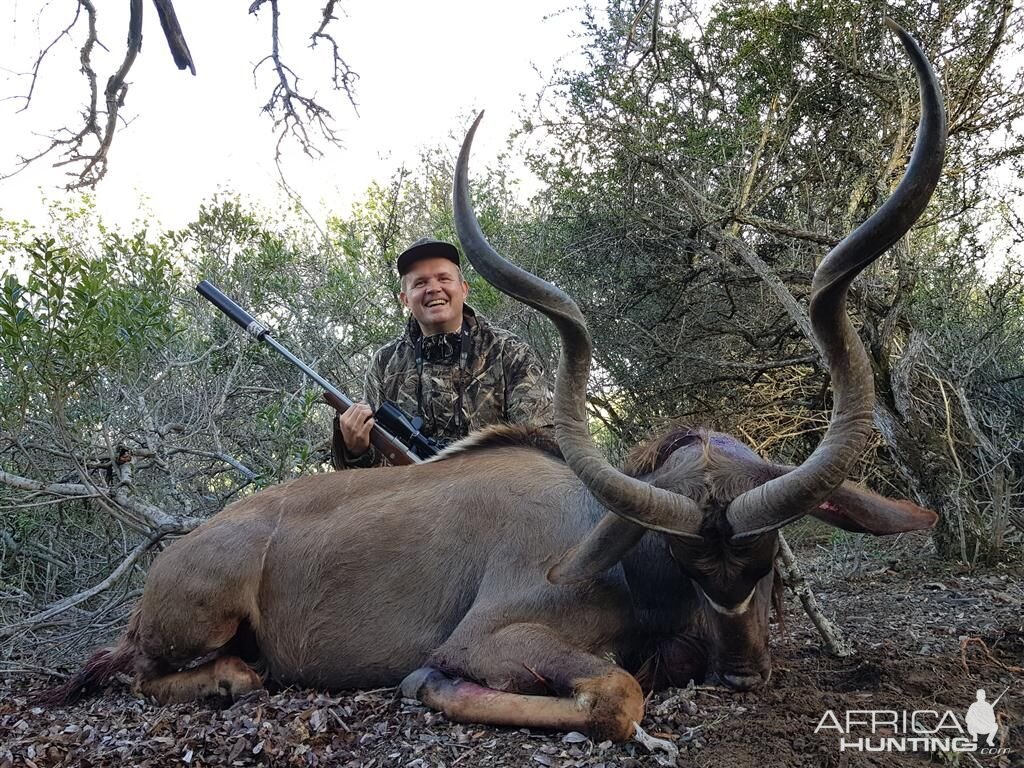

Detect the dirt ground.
xmin=1 ymin=536 xmax=1021 ymax=768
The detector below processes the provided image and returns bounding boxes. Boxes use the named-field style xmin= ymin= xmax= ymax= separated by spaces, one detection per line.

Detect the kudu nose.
xmin=722 ymin=672 xmax=769 ymax=691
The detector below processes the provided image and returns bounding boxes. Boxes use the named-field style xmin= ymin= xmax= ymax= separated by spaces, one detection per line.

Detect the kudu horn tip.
xmin=883 ymin=18 xmax=918 ymax=50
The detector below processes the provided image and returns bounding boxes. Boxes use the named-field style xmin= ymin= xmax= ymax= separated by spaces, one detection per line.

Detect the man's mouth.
xmin=425 ymin=299 xmax=448 ymax=308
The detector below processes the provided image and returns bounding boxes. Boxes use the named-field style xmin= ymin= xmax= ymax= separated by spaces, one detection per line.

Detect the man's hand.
xmin=339 ymin=402 xmax=375 ymax=456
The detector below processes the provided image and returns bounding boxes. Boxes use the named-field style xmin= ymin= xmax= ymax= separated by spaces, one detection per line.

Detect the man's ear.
xmin=399 ymin=289 xmax=410 ymax=310
xmin=462 ymin=279 xmax=470 ymax=297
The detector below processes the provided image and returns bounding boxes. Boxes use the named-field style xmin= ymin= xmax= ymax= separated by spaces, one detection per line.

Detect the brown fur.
xmin=624 ymin=425 xmax=704 ymax=477
xmin=431 ymin=423 xmax=563 ymax=462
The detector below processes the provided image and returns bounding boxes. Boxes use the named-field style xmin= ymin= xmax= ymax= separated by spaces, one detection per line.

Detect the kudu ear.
xmin=809 ymin=482 xmax=938 ymax=535
xmin=547 ymin=515 xmax=648 ymax=585
xmin=728 ymin=460 xmax=938 ymax=540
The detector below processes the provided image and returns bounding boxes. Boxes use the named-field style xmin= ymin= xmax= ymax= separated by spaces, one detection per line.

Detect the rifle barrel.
xmin=195 ymin=280 xmax=422 ymax=466
xmin=196 ymin=280 xmax=354 ymax=409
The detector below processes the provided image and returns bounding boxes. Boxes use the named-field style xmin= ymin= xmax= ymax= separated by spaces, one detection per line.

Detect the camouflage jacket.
xmin=332 ymin=305 xmax=553 ymax=468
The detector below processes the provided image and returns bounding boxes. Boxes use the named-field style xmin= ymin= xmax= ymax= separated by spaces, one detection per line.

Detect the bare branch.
xmin=624 ymin=0 xmax=662 ymax=85
xmin=0 ymin=529 xmax=69 ymax=569
xmin=776 ymin=533 xmax=854 ymax=657
xmin=1 ymin=0 xmax=161 ymax=190
xmin=14 ymin=4 xmax=85 ymax=113
xmin=0 ymin=468 xmax=201 ymax=533
xmin=311 ymin=0 xmax=357 ymax=102
xmin=68 ymin=0 xmax=146 ymax=187
xmin=7 ymin=0 xmax=352 ymax=188
xmin=248 ymin=0 xmax=358 ymax=183
xmin=0 ymin=534 xmax=159 ymax=639
xmin=730 ymin=213 xmax=840 ymax=247
xmin=152 ymin=0 xmax=197 ymax=75
xmin=252 ymin=0 xmax=355 ymax=167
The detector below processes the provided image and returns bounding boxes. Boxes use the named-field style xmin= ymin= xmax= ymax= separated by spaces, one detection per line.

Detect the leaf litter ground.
xmin=1 ymin=541 xmax=1021 ymax=768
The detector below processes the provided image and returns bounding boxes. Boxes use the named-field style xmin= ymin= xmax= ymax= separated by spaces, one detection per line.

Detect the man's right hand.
xmin=339 ymin=402 xmax=375 ymax=456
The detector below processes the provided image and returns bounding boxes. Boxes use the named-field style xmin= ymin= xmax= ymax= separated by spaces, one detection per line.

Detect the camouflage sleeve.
xmin=362 ymin=347 xmax=388 ymax=412
xmin=503 ymin=339 xmax=554 ymax=427
xmin=332 ymin=348 xmax=387 ymax=470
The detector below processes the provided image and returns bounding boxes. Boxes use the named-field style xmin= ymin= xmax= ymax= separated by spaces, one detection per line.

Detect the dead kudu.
xmin=46 ymin=22 xmax=943 ymax=741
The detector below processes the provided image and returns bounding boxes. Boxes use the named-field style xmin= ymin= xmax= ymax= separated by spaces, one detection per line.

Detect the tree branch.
xmin=0 ymin=468 xmax=201 ymax=532
xmin=311 ymin=0 xmax=357 ymax=100
xmin=776 ymin=533 xmax=854 ymax=657
xmin=152 ymin=0 xmax=196 ymax=75
xmin=1 ymin=0 xmax=194 ymax=190
xmin=251 ymin=0 xmax=357 ymax=171
xmin=0 ymin=534 xmax=159 ymax=639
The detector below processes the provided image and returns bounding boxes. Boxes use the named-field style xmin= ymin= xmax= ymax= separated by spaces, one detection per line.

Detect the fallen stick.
xmin=776 ymin=533 xmax=854 ymax=657
xmin=960 ymin=637 xmax=1024 ymax=675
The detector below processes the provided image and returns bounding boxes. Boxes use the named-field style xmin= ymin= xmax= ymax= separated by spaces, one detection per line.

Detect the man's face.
xmin=400 ymin=257 xmax=470 ymax=335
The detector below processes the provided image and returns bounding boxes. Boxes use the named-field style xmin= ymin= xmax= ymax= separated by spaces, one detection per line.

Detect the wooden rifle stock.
xmin=321 ymin=392 xmax=420 ymax=467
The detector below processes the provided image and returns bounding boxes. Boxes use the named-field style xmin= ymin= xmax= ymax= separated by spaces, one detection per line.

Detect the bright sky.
xmin=0 ymin=1 xmax=584 ymax=231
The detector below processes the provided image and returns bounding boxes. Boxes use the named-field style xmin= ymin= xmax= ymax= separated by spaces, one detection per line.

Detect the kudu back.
xmin=45 ymin=21 xmax=943 ymax=742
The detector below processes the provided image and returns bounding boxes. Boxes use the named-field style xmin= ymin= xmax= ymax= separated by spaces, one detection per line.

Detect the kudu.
xmin=47 ymin=21 xmax=943 ymax=742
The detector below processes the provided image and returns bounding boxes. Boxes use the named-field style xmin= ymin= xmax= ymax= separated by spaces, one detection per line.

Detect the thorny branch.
xmin=251 ymin=0 xmax=358 ymax=172
xmin=2 ymin=0 xmax=196 ymax=190
xmin=6 ymin=0 xmax=357 ymax=190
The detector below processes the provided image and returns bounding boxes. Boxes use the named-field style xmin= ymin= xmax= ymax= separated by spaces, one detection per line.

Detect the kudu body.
xmin=48 ymin=22 xmax=943 ymax=741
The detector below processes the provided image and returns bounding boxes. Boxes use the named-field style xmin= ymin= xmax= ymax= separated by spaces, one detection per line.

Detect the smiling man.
xmin=333 ymin=237 xmax=553 ymax=469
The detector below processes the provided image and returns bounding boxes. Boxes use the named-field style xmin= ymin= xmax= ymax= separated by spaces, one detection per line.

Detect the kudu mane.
xmin=625 ymin=426 xmax=781 ymax=507
xmin=430 ymin=424 xmax=563 ymax=461
xmin=442 ymin=424 xmax=783 ymax=518
xmin=624 ymin=426 xmax=705 ymax=477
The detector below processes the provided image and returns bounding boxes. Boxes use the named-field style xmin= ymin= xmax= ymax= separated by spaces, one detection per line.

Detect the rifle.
xmin=196 ymin=280 xmax=439 ymax=465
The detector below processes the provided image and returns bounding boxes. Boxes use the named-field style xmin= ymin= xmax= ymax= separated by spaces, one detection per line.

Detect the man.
xmin=333 ymin=237 xmax=552 ymax=468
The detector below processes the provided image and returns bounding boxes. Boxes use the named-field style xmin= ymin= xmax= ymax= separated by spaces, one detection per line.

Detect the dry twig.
xmin=959 ymin=636 xmax=1024 ymax=675
xmin=3 ymin=0 xmax=196 ymax=189
xmin=251 ymin=0 xmax=357 ymax=172
xmin=776 ymin=533 xmax=854 ymax=657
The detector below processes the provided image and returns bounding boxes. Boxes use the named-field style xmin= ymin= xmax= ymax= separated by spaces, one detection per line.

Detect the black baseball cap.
xmin=396 ymin=237 xmax=461 ymax=276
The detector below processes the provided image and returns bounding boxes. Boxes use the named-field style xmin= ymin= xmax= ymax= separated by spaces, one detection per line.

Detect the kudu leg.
xmin=132 ymin=607 xmax=263 ymax=704
xmin=403 ymin=622 xmax=644 ymax=741
xmin=137 ymin=655 xmax=261 ymax=704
